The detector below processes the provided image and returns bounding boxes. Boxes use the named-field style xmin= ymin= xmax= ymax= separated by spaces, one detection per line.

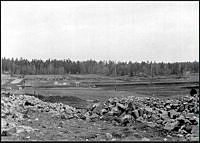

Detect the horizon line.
xmin=1 ymin=56 xmax=199 ymax=63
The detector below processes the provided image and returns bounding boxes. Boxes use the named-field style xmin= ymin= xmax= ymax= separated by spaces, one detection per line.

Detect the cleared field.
xmin=24 ymin=88 xmax=136 ymax=108
xmin=4 ymin=74 xmax=199 ymax=109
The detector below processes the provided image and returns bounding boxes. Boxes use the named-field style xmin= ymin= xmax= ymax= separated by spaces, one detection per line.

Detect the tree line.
xmin=1 ymin=57 xmax=199 ymax=76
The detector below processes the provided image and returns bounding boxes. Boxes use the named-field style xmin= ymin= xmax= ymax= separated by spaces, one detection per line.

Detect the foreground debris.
xmin=85 ymin=94 xmax=199 ymax=141
xmin=1 ymin=92 xmax=199 ymax=141
xmin=1 ymin=93 xmax=84 ymax=138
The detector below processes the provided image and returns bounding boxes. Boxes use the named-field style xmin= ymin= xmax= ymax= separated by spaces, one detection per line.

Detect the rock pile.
xmin=85 ymin=95 xmax=199 ymax=141
xmin=1 ymin=93 xmax=85 ymax=137
xmin=1 ymin=91 xmax=199 ymax=141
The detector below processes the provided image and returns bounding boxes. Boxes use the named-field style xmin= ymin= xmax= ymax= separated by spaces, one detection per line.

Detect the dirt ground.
xmin=1 ymin=109 xmax=169 ymax=141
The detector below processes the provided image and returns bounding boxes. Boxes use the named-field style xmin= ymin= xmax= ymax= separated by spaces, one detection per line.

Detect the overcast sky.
xmin=1 ymin=1 xmax=199 ymax=62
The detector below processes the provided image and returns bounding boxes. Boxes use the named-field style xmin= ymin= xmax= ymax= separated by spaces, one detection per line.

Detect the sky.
xmin=1 ymin=1 xmax=199 ymax=62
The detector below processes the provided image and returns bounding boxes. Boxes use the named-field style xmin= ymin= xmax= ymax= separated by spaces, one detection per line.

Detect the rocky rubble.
xmin=1 ymin=93 xmax=85 ymax=137
xmin=85 ymin=95 xmax=199 ymax=141
xmin=1 ymin=91 xmax=199 ymax=141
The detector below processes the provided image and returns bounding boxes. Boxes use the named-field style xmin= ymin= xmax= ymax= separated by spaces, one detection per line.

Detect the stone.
xmin=189 ymin=116 xmax=198 ymax=125
xmin=60 ymin=114 xmax=67 ymax=120
xmin=89 ymin=113 xmax=99 ymax=122
xmin=156 ymin=119 xmax=163 ymax=124
xmin=121 ymin=114 xmax=132 ymax=125
xmin=108 ymin=98 xmax=115 ymax=104
xmin=142 ymin=114 xmax=147 ymax=119
xmin=112 ymin=117 xmax=121 ymax=125
xmin=110 ymin=106 xmax=121 ymax=116
xmin=24 ymin=101 xmax=34 ymax=106
xmin=184 ymin=124 xmax=193 ymax=133
xmin=146 ymin=122 xmax=158 ymax=128
xmin=166 ymin=105 xmax=171 ymax=110
xmin=177 ymin=134 xmax=184 ymax=138
xmin=127 ymin=102 xmax=135 ymax=110
xmin=138 ymin=108 xmax=143 ymax=117
xmin=144 ymin=107 xmax=153 ymax=114
xmin=132 ymin=110 xmax=139 ymax=119
xmin=177 ymin=105 xmax=185 ymax=112
xmin=164 ymin=121 xmax=180 ymax=131
xmin=116 ymin=103 xmax=126 ymax=111
xmin=1 ymin=127 xmax=17 ymax=136
xmin=178 ymin=128 xmax=188 ymax=134
xmin=177 ymin=114 xmax=185 ymax=121
xmin=171 ymin=103 xmax=179 ymax=109
xmin=101 ymin=109 xmax=108 ymax=115
xmin=160 ymin=111 xmax=169 ymax=120
xmin=92 ymin=103 xmax=104 ymax=115
xmin=135 ymin=116 xmax=144 ymax=121
xmin=169 ymin=110 xmax=179 ymax=119
xmin=150 ymin=114 xmax=160 ymax=121
xmin=76 ymin=113 xmax=86 ymax=120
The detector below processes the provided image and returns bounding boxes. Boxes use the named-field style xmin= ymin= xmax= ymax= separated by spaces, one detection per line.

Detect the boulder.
xmin=76 ymin=113 xmax=86 ymax=120
xmin=177 ymin=105 xmax=185 ymax=112
xmin=156 ymin=119 xmax=163 ymax=124
xmin=132 ymin=110 xmax=139 ymax=119
xmin=110 ymin=106 xmax=121 ymax=116
xmin=127 ymin=102 xmax=135 ymax=110
xmin=184 ymin=124 xmax=193 ymax=133
xmin=160 ymin=110 xmax=169 ymax=120
xmin=91 ymin=102 xmax=103 ymax=114
xmin=185 ymin=113 xmax=195 ymax=119
xmin=164 ymin=121 xmax=180 ymax=131
xmin=24 ymin=101 xmax=34 ymax=106
xmin=1 ymin=127 xmax=17 ymax=136
xmin=121 ymin=114 xmax=132 ymax=125
xmin=142 ymin=114 xmax=148 ymax=119
xmin=101 ymin=114 xmax=114 ymax=122
xmin=136 ymin=116 xmax=145 ymax=123
xmin=171 ymin=103 xmax=179 ymax=109
xmin=176 ymin=115 xmax=186 ymax=126
xmin=113 ymin=116 xmax=122 ymax=124
xmin=166 ymin=105 xmax=171 ymax=111
xmin=169 ymin=110 xmax=179 ymax=119
xmin=84 ymin=112 xmax=91 ymax=120
xmin=146 ymin=122 xmax=158 ymax=128
xmin=188 ymin=116 xmax=198 ymax=125
xmin=116 ymin=103 xmax=126 ymax=111
xmin=149 ymin=114 xmax=159 ymax=122
xmin=138 ymin=108 xmax=143 ymax=117
xmin=178 ymin=128 xmax=188 ymax=134
xmin=101 ymin=108 xmax=108 ymax=115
